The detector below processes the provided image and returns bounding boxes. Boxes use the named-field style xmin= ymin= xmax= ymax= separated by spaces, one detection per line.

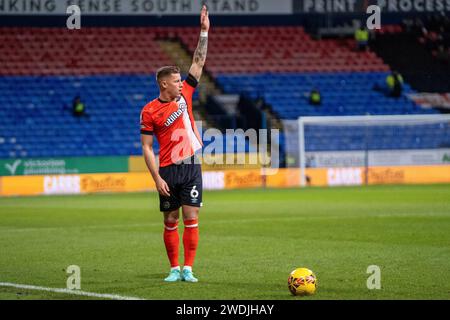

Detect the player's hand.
xmin=200 ymin=5 xmax=209 ymax=32
xmin=156 ymin=176 xmax=170 ymax=197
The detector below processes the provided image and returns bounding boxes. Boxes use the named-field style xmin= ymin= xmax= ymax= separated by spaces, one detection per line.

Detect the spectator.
xmin=372 ymin=71 xmax=404 ymax=98
xmin=354 ymin=27 xmax=369 ymax=51
xmin=386 ymin=71 xmax=404 ymax=98
xmin=308 ymin=88 xmax=322 ymax=106
xmin=72 ymin=96 xmax=88 ymax=118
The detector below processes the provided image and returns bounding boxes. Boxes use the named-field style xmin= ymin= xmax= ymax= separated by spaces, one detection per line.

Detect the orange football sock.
xmin=163 ymin=221 xmax=179 ymax=268
xmin=183 ymin=219 xmax=199 ymax=267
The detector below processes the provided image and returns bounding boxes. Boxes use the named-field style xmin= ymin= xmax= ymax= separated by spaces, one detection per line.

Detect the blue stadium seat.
xmin=0 ymin=71 xmax=446 ymax=158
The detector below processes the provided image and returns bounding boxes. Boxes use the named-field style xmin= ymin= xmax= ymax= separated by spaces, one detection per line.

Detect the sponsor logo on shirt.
xmin=165 ymin=101 xmax=187 ymax=127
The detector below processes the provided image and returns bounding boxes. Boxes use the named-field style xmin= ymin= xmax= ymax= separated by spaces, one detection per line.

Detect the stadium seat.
xmin=0 ymin=26 xmax=442 ymax=158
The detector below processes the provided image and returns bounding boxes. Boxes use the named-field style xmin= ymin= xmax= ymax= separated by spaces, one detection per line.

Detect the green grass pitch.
xmin=0 ymin=184 xmax=449 ymax=300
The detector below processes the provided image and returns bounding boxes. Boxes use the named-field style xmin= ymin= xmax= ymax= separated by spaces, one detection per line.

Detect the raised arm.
xmin=188 ymin=5 xmax=210 ymax=82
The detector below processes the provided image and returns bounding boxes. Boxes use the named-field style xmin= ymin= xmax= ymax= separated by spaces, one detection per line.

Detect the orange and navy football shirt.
xmin=140 ymin=74 xmax=203 ymax=167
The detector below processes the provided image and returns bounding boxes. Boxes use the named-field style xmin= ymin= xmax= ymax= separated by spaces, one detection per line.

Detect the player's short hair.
xmin=156 ymin=66 xmax=181 ymax=84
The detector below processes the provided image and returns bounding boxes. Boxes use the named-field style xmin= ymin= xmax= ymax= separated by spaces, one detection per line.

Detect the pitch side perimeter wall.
xmin=0 ymin=154 xmax=262 ymax=177
xmin=1 ymin=165 xmax=449 ymax=196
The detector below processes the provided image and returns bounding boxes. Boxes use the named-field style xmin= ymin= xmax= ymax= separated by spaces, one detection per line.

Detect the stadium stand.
xmin=178 ymin=26 xmax=388 ymax=74
xmin=0 ymin=27 xmax=172 ymax=76
xmin=0 ymin=25 xmax=441 ymax=160
xmin=0 ymin=75 xmax=158 ymax=158
xmin=370 ymin=18 xmax=450 ymax=93
xmin=217 ymin=73 xmax=435 ymax=118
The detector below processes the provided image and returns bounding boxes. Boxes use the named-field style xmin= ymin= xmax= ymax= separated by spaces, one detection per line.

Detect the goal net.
xmin=286 ymin=114 xmax=450 ymax=187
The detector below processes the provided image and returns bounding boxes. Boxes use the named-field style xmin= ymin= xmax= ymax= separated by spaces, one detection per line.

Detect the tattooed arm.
xmin=189 ymin=5 xmax=210 ymax=82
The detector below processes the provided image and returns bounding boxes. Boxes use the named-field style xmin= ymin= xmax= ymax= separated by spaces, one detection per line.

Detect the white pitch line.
xmin=0 ymin=282 xmax=145 ymax=300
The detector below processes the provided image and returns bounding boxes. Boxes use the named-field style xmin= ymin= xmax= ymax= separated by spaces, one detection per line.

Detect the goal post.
xmin=297 ymin=114 xmax=450 ymax=187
